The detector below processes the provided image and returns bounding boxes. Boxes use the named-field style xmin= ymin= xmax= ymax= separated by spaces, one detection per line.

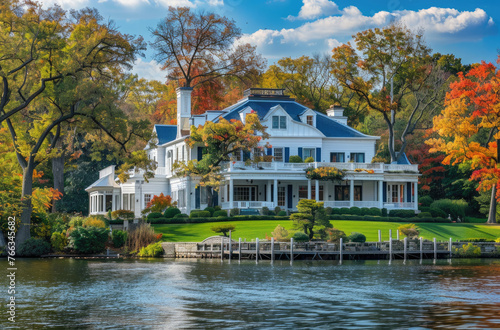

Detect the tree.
xmin=331 ymin=24 xmax=449 ymax=162
xmin=427 ymin=59 xmax=500 ymax=223
xmin=290 ymin=199 xmax=331 ymax=240
xmin=174 ymin=112 xmax=270 ymax=206
xmin=142 ymin=193 xmax=172 ymax=214
xmin=150 ymin=7 xmax=265 ymax=88
xmin=210 ymin=224 xmax=235 ymax=237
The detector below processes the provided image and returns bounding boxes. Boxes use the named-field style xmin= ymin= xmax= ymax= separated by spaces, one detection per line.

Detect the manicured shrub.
xmin=213 ymin=205 xmax=221 ymax=211
xmin=430 ymin=199 xmax=467 ymax=221
xmin=82 ymin=217 xmax=106 ymax=228
xmin=174 ymin=213 xmax=189 ymax=219
xmin=213 ymin=210 xmax=228 ymax=217
xmin=112 ymin=230 xmax=128 ymax=248
xmin=138 ymin=242 xmax=164 ymax=257
xmin=360 ymin=207 xmax=370 ymax=215
xmin=417 ymin=212 xmax=432 ymax=218
xmin=230 ymin=208 xmax=240 ymax=216
xmin=389 ymin=210 xmax=415 ymax=218
xmin=419 ymin=195 xmax=434 ymax=207
xmin=111 ymin=209 xmax=135 ymax=220
xmin=292 ymin=232 xmax=310 ymax=242
xmin=398 ymin=223 xmax=420 ymax=238
xmin=453 ymin=243 xmax=481 ymax=257
xmin=69 ymin=227 xmax=109 ymax=254
xmin=325 ymin=207 xmax=333 ymax=215
xmin=278 ymin=210 xmax=287 ymax=216
xmin=382 ymin=208 xmax=388 ymax=217
xmin=271 ymin=225 xmax=289 ymax=241
xmin=147 ymin=212 xmax=164 ymax=220
xmin=348 ymin=232 xmax=366 ymax=243
xmin=325 ymin=228 xmax=346 ymax=243
xmin=190 ymin=210 xmax=211 ymax=218
xmin=289 ymin=155 xmax=303 ymax=163
xmin=18 ymin=237 xmax=52 ymax=257
xmin=204 ymin=207 xmax=215 ymax=216
xmin=369 ymin=207 xmax=382 ymax=216
xmin=210 ymin=224 xmax=235 ymax=236
xmin=164 ymin=207 xmax=181 ymax=218
xmin=274 ymin=206 xmax=281 ymax=214
xmin=50 ymin=232 xmax=67 ymax=252
xmin=339 ymin=208 xmax=351 ymax=215
xmin=304 ymin=157 xmax=314 ymax=163
xmin=261 ymin=207 xmax=270 ymax=215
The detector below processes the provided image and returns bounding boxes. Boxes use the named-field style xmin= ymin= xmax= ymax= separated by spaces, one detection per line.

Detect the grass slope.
xmin=153 ymin=220 xmax=500 ymax=242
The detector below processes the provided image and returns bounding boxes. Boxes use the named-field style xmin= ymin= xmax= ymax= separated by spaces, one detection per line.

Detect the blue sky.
xmin=40 ymin=0 xmax=499 ymax=81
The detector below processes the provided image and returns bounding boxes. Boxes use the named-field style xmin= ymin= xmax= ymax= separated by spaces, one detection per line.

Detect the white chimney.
xmin=326 ymin=105 xmax=348 ymax=125
xmin=177 ymin=87 xmax=193 ymax=138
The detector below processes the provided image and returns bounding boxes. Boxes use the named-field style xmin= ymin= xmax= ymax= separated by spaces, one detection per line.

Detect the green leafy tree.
xmin=210 ymin=224 xmax=235 ymax=237
xmin=290 ymin=199 xmax=331 ymax=240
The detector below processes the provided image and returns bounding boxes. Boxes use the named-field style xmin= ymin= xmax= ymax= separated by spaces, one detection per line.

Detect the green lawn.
xmin=153 ymin=219 xmax=500 ymax=242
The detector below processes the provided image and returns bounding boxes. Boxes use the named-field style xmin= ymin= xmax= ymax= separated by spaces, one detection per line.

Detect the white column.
xmin=186 ymin=176 xmax=192 ymax=214
xmin=315 ymin=180 xmax=319 ymax=202
xmin=267 ymin=180 xmax=272 ymax=204
xmin=349 ymin=179 xmax=354 ymax=207
xmin=414 ymin=181 xmax=418 ymax=210
xmin=274 ymin=178 xmax=278 ymax=208
xmin=229 ymin=178 xmax=234 ymax=209
xmin=378 ymin=180 xmax=384 ymax=209
xmin=307 ymin=179 xmax=312 ymax=199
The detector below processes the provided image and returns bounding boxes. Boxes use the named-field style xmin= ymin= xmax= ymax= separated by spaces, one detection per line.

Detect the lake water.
xmin=2 ymin=258 xmax=500 ymax=329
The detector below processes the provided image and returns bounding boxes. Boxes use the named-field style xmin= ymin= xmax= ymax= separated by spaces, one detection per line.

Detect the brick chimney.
xmin=177 ymin=87 xmax=193 ymax=138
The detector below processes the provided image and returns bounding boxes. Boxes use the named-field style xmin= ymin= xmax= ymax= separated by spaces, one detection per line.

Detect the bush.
xmin=418 ymin=212 xmax=432 ymax=218
xmin=138 ymin=242 xmax=164 ymax=257
xmin=292 ymin=232 xmax=309 ymax=242
xmin=325 ymin=207 xmax=333 ymax=215
xmin=419 ymin=196 xmax=433 ymax=207
xmin=82 ymin=217 xmax=106 ymax=229
xmin=398 ymin=223 xmax=420 ymax=238
xmin=111 ymin=209 xmax=135 ymax=220
xmin=230 ymin=208 xmax=240 ymax=216
xmin=147 ymin=212 xmax=164 ymax=220
xmin=289 ymin=155 xmax=303 ymax=163
xmin=190 ymin=210 xmax=211 ymax=218
xmin=214 ymin=205 xmax=222 ymax=211
xmin=210 ymin=224 xmax=235 ymax=236
xmin=338 ymin=208 xmax=351 ymax=215
xmin=325 ymin=228 xmax=346 ymax=243
xmin=271 ymin=225 xmax=289 ymax=241
xmin=382 ymin=208 xmax=388 ymax=217
xmin=274 ymin=206 xmax=281 ymax=214
xmin=18 ymin=237 xmax=52 ymax=257
xmin=69 ymin=216 xmax=85 ymax=228
xmin=349 ymin=207 xmax=361 ymax=215
xmin=112 ymin=230 xmax=128 ymax=248
xmin=464 ymin=238 xmax=495 ymax=242
xmin=126 ymin=223 xmax=158 ymax=252
xmin=50 ymin=232 xmax=67 ymax=252
xmin=204 ymin=207 xmax=215 ymax=216
xmin=453 ymin=243 xmax=481 ymax=257
xmin=368 ymin=207 xmax=382 ymax=216
xmin=304 ymin=157 xmax=314 ymax=163
xmin=164 ymin=207 xmax=181 ymax=219
xmin=213 ymin=210 xmax=228 ymax=217
xmin=174 ymin=213 xmax=189 ymax=219
xmin=69 ymin=227 xmax=109 ymax=254
xmin=430 ymin=199 xmax=467 ymax=221
xmin=278 ymin=210 xmax=287 ymax=216
xmin=261 ymin=207 xmax=270 ymax=215
xmin=388 ymin=210 xmax=415 ymax=218
xmin=348 ymin=232 xmax=366 ymax=243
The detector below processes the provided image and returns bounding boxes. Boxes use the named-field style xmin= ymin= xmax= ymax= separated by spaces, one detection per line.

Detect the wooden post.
xmin=433 ymin=238 xmax=437 ymax=260
xmin=378 ymin=230 xmax=381 ymax=242
xmin=339 ymin=237 xmax=343 ymax=263
xmin=238 ymin=237 xmax=242 ymax=261
xmin=419 ymin=237 xmax=423 ymax=259
xmin=221 ymin=236 xmax=224 ymax=261
xmin=290 ymin=237 xmax=294 ymax=263
xmin=404 ymin=237 xmax=407 ymax=261
xmin=271 ymin=237 xmax=275 ymax=263
xmin=397 ymin=229 xmax=400 ymax=240
xmin=389 ymin=229 xmax=392 ymax=240
xmin=389 ymin=236 xmax=392 ymax=261
xmin=256 ymin=237 xmax=259 ymax=263
xmin=229 ymin=230 xmax=232 ymax=260
xmin=449 ymin=237 xmax=452 ymax=258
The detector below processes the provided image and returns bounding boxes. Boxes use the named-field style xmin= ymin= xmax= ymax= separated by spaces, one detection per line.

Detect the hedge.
xmin=330 ymin=207 xmax=382 ymax=216
xmin=329 ymin=214 xmax=451 ymax=223
xmin=147 ymin=215 xmax=289 ymax=224
xmin=147 ymin=212 xmax=163 ymax=220
xmin=388 ymin=210 xmax=416 ymax=218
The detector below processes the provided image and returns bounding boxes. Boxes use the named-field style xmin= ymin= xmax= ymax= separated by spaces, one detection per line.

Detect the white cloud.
xmin=154 ymin=0 xmax=195 ymax=7
xmin=39 ymin=0 xmax=89 ymax=9
xmin=326 ymin=38 xmax=341 ymax=50
xmin=287 ymin=0 xmax=340 ymax=21
xmin=114 ymin=0 xmax=151 ymax=7
xmin=39 ymin=0 xmax=224 ymax=9
xmin=131 ymin=58 xmax=167 ymax=82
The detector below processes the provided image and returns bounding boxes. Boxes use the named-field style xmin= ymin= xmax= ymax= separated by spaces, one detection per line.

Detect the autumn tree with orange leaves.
xmin=174 ymin=113 xmax=270 ymax=206
xmin=427 ymin=59 xmax=500 ymax=223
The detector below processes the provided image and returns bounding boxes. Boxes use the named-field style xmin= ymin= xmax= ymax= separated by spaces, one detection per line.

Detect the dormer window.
xmin=272 ymin=116 xmax=286 ymax=129
xmin=307 ymin=115 xmax=313 ymax=126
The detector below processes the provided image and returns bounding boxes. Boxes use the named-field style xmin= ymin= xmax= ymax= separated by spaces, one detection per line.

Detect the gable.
xmin=154 ymin=125 xmax=177 ymax=145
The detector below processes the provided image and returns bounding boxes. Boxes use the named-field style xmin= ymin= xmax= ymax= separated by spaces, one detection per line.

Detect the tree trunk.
xmin=488 ymin=185 xmax=497 ymax=224
xmin=207 ymin=187 xmax=213 ymax=207
xmin=51 ymin=151 xmax=65 ymax=213
xmin=15 ymin=161 xmax=36 ymax=250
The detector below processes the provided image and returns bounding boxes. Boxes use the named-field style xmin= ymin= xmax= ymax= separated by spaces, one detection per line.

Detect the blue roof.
xmin=155 ymin=125 xmax=177 ymax=145
xmin=218 ymin=98 xmax=367 ymax=138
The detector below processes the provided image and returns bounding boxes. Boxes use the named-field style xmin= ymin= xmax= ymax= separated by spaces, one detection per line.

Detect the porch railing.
xmin=323 ymin=201 xmax=381 ymax=208
xmin=221 ymin=201 xmax=275 ymax=209
xmin=383 ymin=202 xmax=415 ymax=209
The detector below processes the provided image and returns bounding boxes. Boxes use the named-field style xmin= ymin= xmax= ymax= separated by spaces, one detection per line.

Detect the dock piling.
xmin=271 ymin=237 xmax=275 ymax=263
xmin=449 ymin=237 xmax=452 ymax=258
xmin=238 ymin=238 xmax=241 ymax=261
xmin=256 ymin=238 xmax=259 ymax=263
xmin=339 ymin=238 xmax=343 ymax=263
xmin=420 ymin=237 xmax=423 ymax=259
xmin=433 ymin=238 xmax=437 ymax=260
xmin=404 ymin=237 xmax=407 ymax=261
xmin=229 ymin=230 xmax=232 ymax=260
xmin=290 ymin=238 xmax=294 ymax=264
xmin=221 ymin=236 xmax=224 ymax=261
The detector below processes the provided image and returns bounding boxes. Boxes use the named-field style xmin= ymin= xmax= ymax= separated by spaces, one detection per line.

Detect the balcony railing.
xmin=221 ymin=201 xmax=275 ymax=209
xmin=222 ymin=161 xmax=418 ymax=174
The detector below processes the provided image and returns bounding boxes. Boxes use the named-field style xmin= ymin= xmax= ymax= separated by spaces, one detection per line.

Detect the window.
xmin=243 ymin=150 xmax=251 ymax=161
xmin=272 ymin=116 xmax=286 ymax=129
xmin=278 ymin=186 xmax=286 ymax=206
xmin=303 ymin=148 xmax=315 ymax=161
xmin=130 ymin=194 xmax=135 ymax=212
xmin=253 ymin=147 xmax=263 ymax=159
xmin=201 ymin=187 xmax=208 ymax=204
xmin=298 ymin=185 xmax=323 ymax=200
xmin=274 ymin=147 xmax=284 ymax=162
xmin=233 ymin=150 xmax=242 ymax=161
xmin=106 ymin=195 xmax=112 ymax=212
xmin=144 ymin=194 xmax=152 ymax=207
xmin=350 ymin=153 xmax=365 ymax=163
xmin=178 ymin=189 xmax=185 ymax=207
xmin=335 ymin=186 xmax=362 ymax=201
xmin=234 ymin=186 xmax=257 ymax=201
xmin=330 ymin=152 xmax=345 ymax=162
xmin=306 ymin=115 xmax=313 ymax=125
xmin=123 ymin=194 xmax=129 ymax=210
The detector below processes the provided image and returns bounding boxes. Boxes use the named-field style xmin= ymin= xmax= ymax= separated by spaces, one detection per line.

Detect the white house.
xmin=86 ymin=88 xmax=419 ymax=217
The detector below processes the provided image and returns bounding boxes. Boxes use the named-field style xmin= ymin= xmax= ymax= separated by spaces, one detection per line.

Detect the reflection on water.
xmin=2 ymin=258 xmax=500 ymax=329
